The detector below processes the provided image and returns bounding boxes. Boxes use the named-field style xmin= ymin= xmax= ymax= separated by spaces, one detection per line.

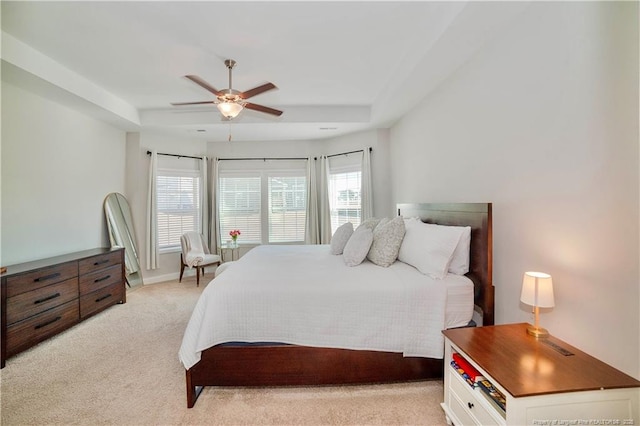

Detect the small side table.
xmin=220 ymin=242 xmax=239 ymax=262
xmin=441 ymin=323 xmax=640 ymax=425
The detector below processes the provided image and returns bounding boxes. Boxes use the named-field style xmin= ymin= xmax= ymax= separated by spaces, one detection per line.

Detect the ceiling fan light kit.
xmin=217 ymin=100 xmax=244 ymax=119
xmin=172 ymin=59 xmax=282 ymax=121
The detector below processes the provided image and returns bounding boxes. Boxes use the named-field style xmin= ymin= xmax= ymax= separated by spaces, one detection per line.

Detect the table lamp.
xmin=520 ymin=271 xmax=554 ymax=338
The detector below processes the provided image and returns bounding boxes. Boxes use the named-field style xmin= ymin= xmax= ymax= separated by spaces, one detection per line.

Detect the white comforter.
xmin=179 ymin=244 xmax=471 ymax=370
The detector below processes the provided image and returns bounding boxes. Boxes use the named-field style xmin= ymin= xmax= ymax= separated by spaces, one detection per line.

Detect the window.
xmin=218 ymin=161 xmax=307 ymax=245
xmin=268 ymin=176 xmax=307 ymax=243
xmin=328 ymin=168 xmax=362 ymax=235
xmin=218 ymin=174 xmax=262 ymax=244
xmin=156 ymin=169 xmax=202 ymax=251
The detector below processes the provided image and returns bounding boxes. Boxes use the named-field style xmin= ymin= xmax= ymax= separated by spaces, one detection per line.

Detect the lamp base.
xmin=526 ymin=325 xmax=549 ymax=338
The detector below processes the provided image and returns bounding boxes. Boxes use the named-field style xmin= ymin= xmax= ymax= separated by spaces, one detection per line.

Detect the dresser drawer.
xmin=450 ymin=366 xmax=500 ymax=425
xmin=6 ymin=262 xmax=78 ymax=298
xmin=79 ymin=264 xmax=122 ymax=295
xmin=79 ymin=282 xmax=124 ymax=318
xmin=78 ymin=251 xmax=122 ymax=276
xmin=6 ymin=300 xmax=79 ymax=357
xmin=6 ymin=278 xmax=79 ymax=325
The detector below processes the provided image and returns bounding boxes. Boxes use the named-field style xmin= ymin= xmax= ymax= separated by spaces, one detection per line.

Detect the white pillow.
xmin=330 ymin=222 xmax=354 ymax=255
xmin=398 ymin=222 xmax=464 ymax=279
xmin=448 ymin=226 xmax=471 ymax=275
xmin=403 ymin=216 xmax=421 ymax=229
xmin=343 ymin=226 xmax=373 ymax=267
xmin=367 ymin=216 xmax=406 ymax=267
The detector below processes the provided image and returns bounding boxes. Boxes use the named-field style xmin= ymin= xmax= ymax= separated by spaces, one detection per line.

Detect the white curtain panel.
xmin=319 ymin=155 xmax=332 ymax=244
xmin=361 ymin=148 xmax=374 ymax=221
xmin=305 ymin=156 xmax=320 ymax=244
xmin=209 ymin=158 xmax=220 ymax=254
xmin=145 ymin=150 xmax=159 ymax=270
xmin=200 ymin=156 xmax=209 ymax=247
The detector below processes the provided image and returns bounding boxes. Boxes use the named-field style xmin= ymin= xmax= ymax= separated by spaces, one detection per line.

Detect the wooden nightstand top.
xmin=443 ymin=323 xmax=640 ymax=398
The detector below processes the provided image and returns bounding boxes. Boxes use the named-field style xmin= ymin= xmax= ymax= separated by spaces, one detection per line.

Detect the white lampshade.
xmin=521 ymin=271 xmax=554 ymax=308
xmin=217 ymin=101 xmax=243 ymax=119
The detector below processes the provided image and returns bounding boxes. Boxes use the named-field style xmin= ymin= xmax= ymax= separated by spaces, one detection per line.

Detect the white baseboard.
xmin=142 ymin=273 xmax=180 ymax=285
xmin=139 ymin=266 xmax=218 ymax=285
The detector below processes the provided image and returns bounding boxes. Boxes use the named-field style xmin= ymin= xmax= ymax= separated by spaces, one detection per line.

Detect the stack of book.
xmin=451 ymin=353 xmax=484 ymax=387
xmin=450 ymin=352 xmax=506 ymax=412
xmin=476 ymin=378 xmax=507 ymax=412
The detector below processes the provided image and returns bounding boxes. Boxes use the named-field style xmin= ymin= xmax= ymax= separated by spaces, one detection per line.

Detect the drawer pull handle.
xmin=34 ymin=272 xmax=61 ymax=282
xmin=95 ymin=293 xmax=112 ymax=303
xmin=94 ymin=275 xmax=111 ymax=283
xmin=34 ymin=316 xmax=62 ymax=330
xmin=467 ymin=402 xmax=474 ymax=409
xmin=93 ymin=259 xmax=109 ymax=266
xmin=34 ymin=292 xmax=61 ymax=304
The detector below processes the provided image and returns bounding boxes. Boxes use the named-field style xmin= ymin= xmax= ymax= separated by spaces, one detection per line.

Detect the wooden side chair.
xmin=179 ymin=232 xmax=221 ymax=286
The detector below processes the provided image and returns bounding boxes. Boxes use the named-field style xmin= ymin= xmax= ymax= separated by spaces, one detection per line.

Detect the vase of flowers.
xmin=229 ymin=229 xmax=241 ymax=248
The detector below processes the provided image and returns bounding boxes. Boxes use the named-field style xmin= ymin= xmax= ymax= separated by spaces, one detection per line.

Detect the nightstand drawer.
xmin=449 ymin=389 xmax=479 ymax=426
xmin=450 ymin=366 xmax=500 ymax=426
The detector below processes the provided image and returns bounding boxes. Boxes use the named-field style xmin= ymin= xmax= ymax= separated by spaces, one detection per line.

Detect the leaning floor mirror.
xmin=104 ymin=192 xmax=143 ymax=288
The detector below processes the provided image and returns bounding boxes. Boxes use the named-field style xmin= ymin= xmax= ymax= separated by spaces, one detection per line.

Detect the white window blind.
xmin=268 ymin=176 xmax=307 ymax=243
xmin=218 ymin=175 xmax=262 ymax=244
xmin=156 ymin=170 xmax=201 ymax=251
xmin=217 ymin=161 xmax=307 ymax=245
xmin=329 ymin=169 xmax=362 ymax=234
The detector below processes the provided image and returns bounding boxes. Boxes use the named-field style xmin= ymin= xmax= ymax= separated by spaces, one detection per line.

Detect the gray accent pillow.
xmin=330 ymin=222 xmax=354 ymax=255
xmin=343 ymin=226 xmax=373 ymax=267
xmin=357 ymin=217 xmax=380 ymax=231
xmin=367 ymin=216 xmax=406 ymax=267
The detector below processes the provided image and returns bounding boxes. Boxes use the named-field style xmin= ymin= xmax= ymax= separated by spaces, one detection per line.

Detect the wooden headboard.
xmin=397 ymin=203 xmax=494 ymax=326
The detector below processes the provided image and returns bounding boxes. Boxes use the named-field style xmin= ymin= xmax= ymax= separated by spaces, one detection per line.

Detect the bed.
xmin=180 ymin=203 xmax=493 ymax=408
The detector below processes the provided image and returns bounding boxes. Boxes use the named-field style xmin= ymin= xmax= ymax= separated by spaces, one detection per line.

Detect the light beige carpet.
xmin=0 ymin=275 xmax=447 ymax=425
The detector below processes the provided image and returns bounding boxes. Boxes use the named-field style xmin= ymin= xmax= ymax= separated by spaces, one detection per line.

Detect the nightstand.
xmin=441 ymin=323 xmax=640 ymax=425
xmin=220 ymin=243 xmax=239 ymax=262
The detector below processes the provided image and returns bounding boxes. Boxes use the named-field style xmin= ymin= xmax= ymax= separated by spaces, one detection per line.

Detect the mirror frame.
xmin=104 ymin=192 xmax=143 ymax=288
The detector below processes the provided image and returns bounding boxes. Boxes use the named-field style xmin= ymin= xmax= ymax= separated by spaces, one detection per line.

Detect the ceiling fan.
xmin=172 ymin=59 xmax=282 ymax=120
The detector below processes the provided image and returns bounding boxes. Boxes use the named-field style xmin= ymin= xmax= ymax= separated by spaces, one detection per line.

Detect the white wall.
xmin=389 ymin=2 xmax=639 ymax=377
xmin=1 ymin=82 xmax=126 ymax=265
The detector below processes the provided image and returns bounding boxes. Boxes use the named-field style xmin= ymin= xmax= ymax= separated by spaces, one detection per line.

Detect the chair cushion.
xmin=200 ymin=254 xmax=221 ymax=265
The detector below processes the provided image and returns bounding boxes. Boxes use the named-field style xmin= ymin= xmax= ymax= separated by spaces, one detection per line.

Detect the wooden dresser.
xmin=1 ymin=247 xmax=126 ymax=368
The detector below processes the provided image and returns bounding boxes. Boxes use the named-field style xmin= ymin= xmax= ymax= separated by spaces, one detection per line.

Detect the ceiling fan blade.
xmin=185 ymin=75 xmax=222 ymax=96
xmin=240 ymin=82 xmax=277 ymax=100
xmin=244 ymin=102 xmax=283 ymax=117
xmin=171 ymin=101 xmax=216 ymax=106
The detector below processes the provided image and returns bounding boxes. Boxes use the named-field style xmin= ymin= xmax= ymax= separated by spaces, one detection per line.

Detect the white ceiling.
xmin=1 ymin=1 xmax=527 ymax=142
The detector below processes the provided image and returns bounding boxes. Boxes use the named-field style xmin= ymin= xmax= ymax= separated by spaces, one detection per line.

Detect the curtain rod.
xmin=146 ymin=151 xmax=203 ymax=160
xmin=326 ymin=147 xmax=372 ymax=159
xmin=147 ymin=147 xmax=371 ymax=161
xmin=217 ymin=157 xmax=308 ymax=161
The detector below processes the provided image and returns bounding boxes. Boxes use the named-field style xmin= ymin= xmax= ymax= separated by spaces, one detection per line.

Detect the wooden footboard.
xmin=186 ymin=345 xmax=443 ymax=408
